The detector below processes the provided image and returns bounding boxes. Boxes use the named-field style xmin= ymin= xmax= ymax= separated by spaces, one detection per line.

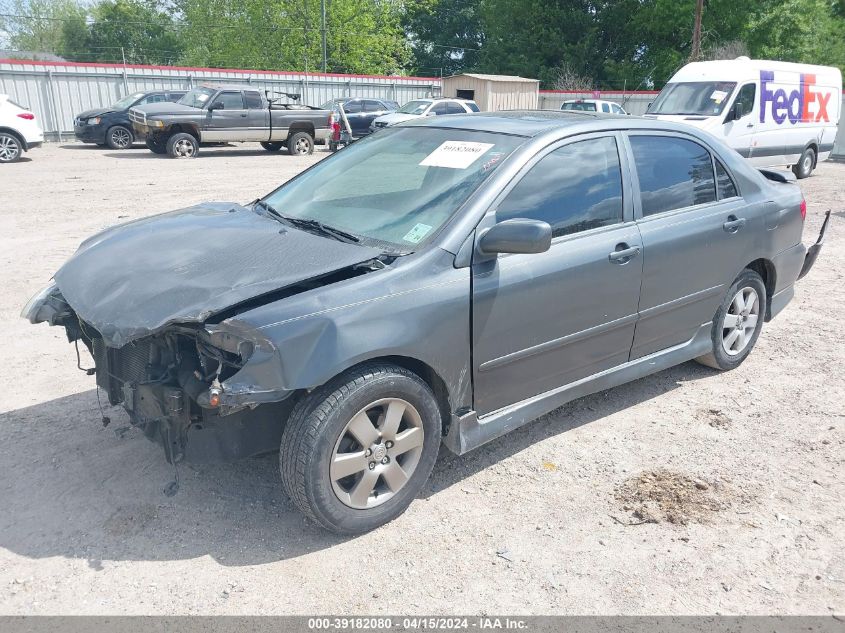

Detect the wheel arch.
xmin=0 ymin=126 xmax=26 ymax=150
xmin=326 ymin=355 xmax=453 ymax=439
xmin=167 ymin=123 xmax=200 ymax=140
xmin=288 ymin=120 xmax=315 ymax=137
xmin=744 ymin=258 xmax=776 ymax=320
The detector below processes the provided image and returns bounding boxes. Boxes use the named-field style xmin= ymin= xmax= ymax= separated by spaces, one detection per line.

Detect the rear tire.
xmin=105 ymin=125 xmax=133 ymax=150
xmin=792 ymin=147 xmax=816 ymax=179
xmin=695 ymin=269 xmax=766 ymax=370
xmin=279 ymin=363 xmax=441 ymax=534
xmin=287 ymin=131 xmax=314 ymax=156
xmin=0 ymin=132 xmax=22 ymax=163
xmin=146 ymin=137 xmax=167 ymax=154
xmin=166 ymin=132 xmax=198 ymax=159
xmin=261 ymin=141 xmax=284 ymax=152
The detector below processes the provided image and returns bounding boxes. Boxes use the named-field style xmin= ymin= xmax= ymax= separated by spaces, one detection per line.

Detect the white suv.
xmin=561 ymin=98 xmax=628 ymax=115
xmin=0 ymin=95 xmax=44 ymax=163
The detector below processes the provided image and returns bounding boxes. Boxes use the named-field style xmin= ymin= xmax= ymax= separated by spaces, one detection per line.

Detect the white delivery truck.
xmin=646 ymin=57 xmax=841 ymax=178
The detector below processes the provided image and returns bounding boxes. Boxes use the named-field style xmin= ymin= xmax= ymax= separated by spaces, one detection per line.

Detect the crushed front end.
xmin=22 ymin=282 xmax=293 ymax=463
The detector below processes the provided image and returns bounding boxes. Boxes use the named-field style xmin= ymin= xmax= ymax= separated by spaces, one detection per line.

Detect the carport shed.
xmin=440 ymin=73 xmax=539 ymax=111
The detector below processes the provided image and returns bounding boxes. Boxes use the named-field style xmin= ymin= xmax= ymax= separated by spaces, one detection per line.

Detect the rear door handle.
xmin=723 ymin=216 xmax=747 ymax=232
xmin=609 ymin=244 xmax=641 ymax=264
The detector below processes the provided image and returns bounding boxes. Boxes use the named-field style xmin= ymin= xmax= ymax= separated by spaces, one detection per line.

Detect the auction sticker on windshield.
xmin=402 ymin=223 xmax=433 ymax=244
xmin=420 ymin=141 xmax=494 ymax=169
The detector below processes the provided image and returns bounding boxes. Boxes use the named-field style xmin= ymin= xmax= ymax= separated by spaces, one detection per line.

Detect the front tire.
xmin=0 ymin=132 xmax=23 ymax=163
xmin=166 ymin=132 xmax=198 ymax=159
xmin=280 ymin=363 xmax=441 ymax=534
xmin=106 ymin=125 xmax=133 ymax=150
xmin=696 ymin=269 xmax=766 ymax=370
xmin=792 ymin=146 xmax=816 ymax=179
xmin=287 ymin=131 xmax=314 ymax=156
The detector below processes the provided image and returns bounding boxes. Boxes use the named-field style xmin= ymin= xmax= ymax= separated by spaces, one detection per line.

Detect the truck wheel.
xmin=695 ymin=269 xmax=766 ymax=371
xmin=280 ymin=363 xmax=441 ymax=534
xmin=792 ymin=147 xmax=816 ymax=179
xmin=0 ymin=132 xmax=23 ymax=162
xmin=261 ymin=141 xmax=284 ymax=152
xmin=106 ymin=125 xmax=133 ymax=150
xmin=145 ymin=137 xmax=167 ymax=154
xmin=287 ymin=131 xmax=314 ymax=156
xmin=166 ymin=133 xmax=198 ymax=159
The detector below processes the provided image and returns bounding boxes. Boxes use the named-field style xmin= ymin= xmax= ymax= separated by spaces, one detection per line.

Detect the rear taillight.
xmin=800 ymin=198 xmax=807 ymax=221
xmin=17 ymin=112 xmax=35 ymax=120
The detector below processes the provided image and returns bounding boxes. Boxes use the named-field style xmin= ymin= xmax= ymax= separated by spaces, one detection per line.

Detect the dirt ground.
xmin=0 ymin=142 xmax=843 ymax=615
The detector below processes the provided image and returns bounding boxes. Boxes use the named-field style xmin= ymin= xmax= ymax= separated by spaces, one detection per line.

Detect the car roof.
xmin=400 ymin=109 xmax=714 ymax=139
xmin=198 ymin=83 xmax=260 ymax=91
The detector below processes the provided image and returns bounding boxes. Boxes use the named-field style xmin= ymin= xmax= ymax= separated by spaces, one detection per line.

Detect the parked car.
xmin=129 ymin=84 xmax=332 ymax=158
xmin=561 ymin=98 xmax=627 ymax=114
xmin=370 ymin=97 xmax=480 ymax=131
xmin=74 ymin=90 xmax=186 ymax=150
xmin=319 ymin=97 xmax=399 ymax=137
xmin=0 ymin=94 xmax=43 ymax=163
xmin=646 ymin=57 xmax=842 ymax=178
xmin=24 ymin=111 xmax=827 ymax=534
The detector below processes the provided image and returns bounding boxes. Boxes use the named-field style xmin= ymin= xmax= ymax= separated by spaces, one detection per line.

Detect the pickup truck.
xmin=129 ymin=83 xmax=332 ymax=158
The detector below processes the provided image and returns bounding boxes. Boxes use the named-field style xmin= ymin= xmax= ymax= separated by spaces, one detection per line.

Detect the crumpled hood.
xmin=76 ymin=107 xmax=117 ymax=120
xmin=54 ymin=202 xmax=380 ymax=347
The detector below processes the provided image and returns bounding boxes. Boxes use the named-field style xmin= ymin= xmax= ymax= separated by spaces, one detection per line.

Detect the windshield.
xmin=648 ymin=81 xmax=737 ymax=116
xmin=319 ymin=99 xmax=343 ymax=110
xmin=112 ymin=92 xmax=145 ymax=109
xmin=562 ymin=101 xmax=597 ymax=111
xmin=178 ymin=87 xmax=216 ymax=108
xmin=261 ymin=127 xmax=523 ymax=250
xmin=398 ymin=100 xmax=431 ymax=115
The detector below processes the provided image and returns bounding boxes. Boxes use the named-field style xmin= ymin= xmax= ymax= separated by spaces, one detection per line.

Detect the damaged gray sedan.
xmin=24 ymin=111 xmax=826 ymax=534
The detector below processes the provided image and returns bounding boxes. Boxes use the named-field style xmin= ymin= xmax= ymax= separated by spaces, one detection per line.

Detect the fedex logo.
xmin=760 ymin=70 xmax=832 ymax=124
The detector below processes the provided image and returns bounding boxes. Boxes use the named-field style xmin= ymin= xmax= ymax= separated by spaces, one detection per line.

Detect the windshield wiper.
xmin=282 ymin=216 xmax=361 ymax=243
xmin=252 ymin=200 xmax=360 ymax=243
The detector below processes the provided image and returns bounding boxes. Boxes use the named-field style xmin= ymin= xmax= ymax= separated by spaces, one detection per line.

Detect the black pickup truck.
xmin=129 ymin=83 xmax=332 ymax=158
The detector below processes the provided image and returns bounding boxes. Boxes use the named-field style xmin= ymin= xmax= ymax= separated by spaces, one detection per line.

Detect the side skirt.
xmin=442 ymin=322 xmax=713 ymax=455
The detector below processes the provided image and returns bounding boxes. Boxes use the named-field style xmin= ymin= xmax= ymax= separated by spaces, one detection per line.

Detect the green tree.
xmin=176 ymin=0 xmax=409 ymax=74
xmin=403 ymin=0 xmax=483 ymax=76
xmin=85 ymin=0 xmax=183 ymax=64
xmin=1 ymin=0 xmax=88 ymax=57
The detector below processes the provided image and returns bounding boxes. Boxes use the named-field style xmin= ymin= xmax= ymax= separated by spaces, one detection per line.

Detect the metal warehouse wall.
xmin=0 ymin=59 xmax=442 ymax=140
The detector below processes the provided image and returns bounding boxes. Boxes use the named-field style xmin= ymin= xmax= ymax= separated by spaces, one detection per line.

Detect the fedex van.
xmin=646 ymin=58 xmax=841 ymax=178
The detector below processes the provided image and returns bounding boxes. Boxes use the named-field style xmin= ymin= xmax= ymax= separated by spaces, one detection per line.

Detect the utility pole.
xmin=690 ymin=0 xmax=704 ymax=61
xmin=321 ymin=0 xmax=327 ymax=73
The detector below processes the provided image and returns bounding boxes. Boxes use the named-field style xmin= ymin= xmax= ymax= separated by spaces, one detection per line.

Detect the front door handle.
xmin=609 ymin=243 xmax=641 ymax=264
xmin=240 ymin=113 xmax=248 ymax=117
xmin=723 ymin=216 xmax=747 ymax=232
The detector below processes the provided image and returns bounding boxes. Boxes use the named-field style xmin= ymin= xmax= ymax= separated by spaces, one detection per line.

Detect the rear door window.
xmin=363 ymin=100 xmax=385 ymax=112
xmin=629 ymin=135 xmax=717 ymax=216
xmin=601 ymin=103 xmax=611 ymax=113
xmin=430 ymin=102 xmax=450 ymax=115
xmin=496 ymin=136 xmax=624 ymax=237
xmin=446 ymin=102 xmax=467 ymax=114
xmin=166 ymin=92 xmax=186 ymax=102
xmin=465 ymin=102 xmax=480 ymax=112
xmin=139 ymin=93 xmax=166 ymax=105
xmin=244 ymin=91 xmax=263 ymax=109
xmin=212 ymin=91 xmax=245 ymax=110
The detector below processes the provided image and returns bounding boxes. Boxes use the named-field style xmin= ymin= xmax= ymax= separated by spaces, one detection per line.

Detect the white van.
xmin=646 ymin=57 xmax=841 ymax=178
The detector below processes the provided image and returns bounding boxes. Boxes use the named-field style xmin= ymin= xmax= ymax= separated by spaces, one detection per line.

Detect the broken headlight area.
xmin=66 ymin=314 xmax=281 ymax=463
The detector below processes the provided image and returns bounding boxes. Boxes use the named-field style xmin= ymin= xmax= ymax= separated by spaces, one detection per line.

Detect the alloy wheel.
xmin=293 ymin=137 xmax=311 ymax=155
xmin=0 ymin=135 xmax=20 ymax=162
xmin=111 ymin=128 xmax=132 ymax=148
xmin=173 ymin=139 xmax=195 ymax=157
xmin=330 ymin=398 xmax=425 ymax=509
xmin=721 ymin=286 xmax=759 ymax=356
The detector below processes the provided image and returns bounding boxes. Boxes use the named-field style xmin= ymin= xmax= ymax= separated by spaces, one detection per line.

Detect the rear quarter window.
xmin=630 ymin=135 xmax=717 ymax=216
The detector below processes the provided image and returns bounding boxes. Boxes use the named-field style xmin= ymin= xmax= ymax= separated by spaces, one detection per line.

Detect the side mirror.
xmin=208 ymin=101 xmax=224 ymax=111
xmin=478 ymin=219 xmax=552 ymax=255
xmin=726 ymin=101 xmax=744 ymax=122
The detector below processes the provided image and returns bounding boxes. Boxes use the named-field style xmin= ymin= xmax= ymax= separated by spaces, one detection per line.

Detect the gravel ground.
xmin=0 ymin=142 xmax=843 ymax=615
